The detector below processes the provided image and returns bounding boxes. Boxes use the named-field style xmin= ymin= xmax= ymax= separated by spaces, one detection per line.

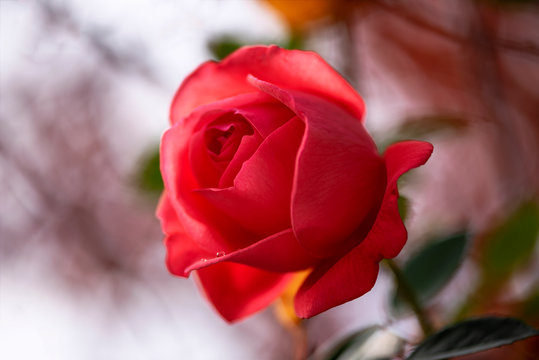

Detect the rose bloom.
xmin=157 ymin=46 xmax=433 ymax=322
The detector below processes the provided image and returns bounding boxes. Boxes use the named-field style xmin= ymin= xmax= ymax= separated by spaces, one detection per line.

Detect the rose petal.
xmin=378 ymin=140 xmax=434 ymax=258
xmin=294 ymin=243 xmax=381 ymax=319
xmin=195 ymin=263 xmax=294 ymax=322
xmin=189 ymin=112 xmax=262 ymax=188
xmin=161 ymin=121 xmax=254 ymax=252
xmin=218 ymin=100 xmax=294 ymax=187
xmin=170 ymin=46 xmax=365 ymax=123
xmin=234 ymin=100 xmax=294 ymax=138
xmin=186 ymin=229 xmax=319 ymax=274
xmin=188 ymin=120 xmax=229 ymax=188
xmin=248 ymin=76 xmax=386 ymax=257
xmin=157 ymin=194 xmax=213 ymax=277
xmin=196 ymin=116 xmax=304 ymax=237
xmin=217 ymin=132 xmax=262 ymax=188
xmin=294 ymin=140 xmax=433 ymax=318
xmin=156 ymin=192 xmax=183 ymax=236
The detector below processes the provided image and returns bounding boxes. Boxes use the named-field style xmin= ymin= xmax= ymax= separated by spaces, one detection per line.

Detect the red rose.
xmin=157 ymin=45 xmax=433 ymax=322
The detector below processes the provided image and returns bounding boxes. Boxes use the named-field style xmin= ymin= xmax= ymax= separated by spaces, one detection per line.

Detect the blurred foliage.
xmin=479 ymin=201 xmax=539 ymax=284
xmin=521 ymin=289 xmax=539 ymax=320
xmin=380 ymin=114 xmax=468 ymax=152
xmin=453 ymin=201 xmax=539 ymax=323
xmin=397 ymin=114 xmax=468 ymax=138
xmin=318 ymin=326 xmax=403 ymax=360
xmin=398 ymin=195 xmax=409 ymax=221
xmin=208 ymin=36 xmax=245 ymax=61
xmin=407 ymin=317 xmax=539 ymax=360
xmin=392 ymin=233 xmax=468 ymax=314
xmin=136 ymin=146 xmax=163 ymax=195
xmin=208 ymin=33 xmax=303 ymax=61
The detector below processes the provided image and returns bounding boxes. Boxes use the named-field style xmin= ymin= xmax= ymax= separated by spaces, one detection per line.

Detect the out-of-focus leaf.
xmin=208 ymin=36 xmax=244 ymax=60
xmin=407 ymin=317 xmax=539 ymax=360
xmin=392 ymin=233 xmax=467 ymax=313
xmin=284 ymin=32 xmax=303 ymax=50
xmin=338 ymin=329 xmax=403 ymax=360
xmin=317 ymin=326 xmax=403 ymax=360
xmin=397 ymin=114 xmax=468 ymax=138
xmin=207 ymin=34 xmax=304 ymax=61
xmin=378 ymin=114 xmax=467 ymax=152
xmin=521 ymin=289 xmax=539 ymax=320
xmin=136 ymin=146 xmax=163 ymax=194
xmin=481 ymin=201 xmax=539 ymax=281
xmin=398 ymin=195 xmax=409 ymax=221
xmin=318 ymin=326 xmax=379 ymax=360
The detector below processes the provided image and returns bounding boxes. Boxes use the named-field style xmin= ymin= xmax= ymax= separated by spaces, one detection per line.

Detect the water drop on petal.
xmin=216 ymin=251 xmax=225 ymax=257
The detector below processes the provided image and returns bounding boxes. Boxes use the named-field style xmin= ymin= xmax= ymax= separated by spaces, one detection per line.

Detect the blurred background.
xmin=1 ymin=0 xmax=538 ymax=359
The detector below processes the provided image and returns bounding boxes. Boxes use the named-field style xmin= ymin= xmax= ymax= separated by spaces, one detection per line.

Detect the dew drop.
xmin=200 ymin=258 xmax=207 ymax=262
xmin=216 ymin=251 xmax=226 ymax=257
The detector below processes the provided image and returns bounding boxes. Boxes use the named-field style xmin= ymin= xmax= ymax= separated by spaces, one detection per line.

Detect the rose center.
xmin=206 ymin=125 xmax=236 ymax=156
xmin=204 ymin=113 xmax=254 ymax=162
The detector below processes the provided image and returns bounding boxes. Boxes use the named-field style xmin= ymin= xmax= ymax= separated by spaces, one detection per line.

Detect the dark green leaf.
xmin=521 ymin=289 xmax=539 ymax=320
xmin=392 ymin=233 xmax=467 ymax=313
xmin=481 ymin=201 xmax=539 ymax=280
xmin=407 ymin=317 xmax=539 ymax=360
xmin=136 ymin=146 xmax=163 ymax=194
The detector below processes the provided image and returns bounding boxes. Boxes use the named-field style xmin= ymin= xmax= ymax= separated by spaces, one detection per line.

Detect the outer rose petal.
xmin=162 ymin=122 xmax=251 ymax=252
xmin=195 ymin=262 xmax=294 ymax=322
xmin=248 ymin=76 xmax=386 ymax=257
xmin=186 ymin=229 xmax=319 ymax=274
xmin=294 ymin=140 xmax=433 ymax=318
xmin=170 ymin=46 xmax=365 ymax=123
xmin=157 ymin=194 xmax=213 ymax=277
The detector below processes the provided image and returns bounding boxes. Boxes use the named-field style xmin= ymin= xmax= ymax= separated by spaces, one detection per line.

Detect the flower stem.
xmin=292 ymin=321 xmax=308 ymax=360
xmin=384 ymin=258 xmax=435 ymax=336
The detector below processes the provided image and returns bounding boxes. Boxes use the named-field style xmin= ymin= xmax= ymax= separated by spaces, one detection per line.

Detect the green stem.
xmin=384 ymin=259 xmax=435 ymax=336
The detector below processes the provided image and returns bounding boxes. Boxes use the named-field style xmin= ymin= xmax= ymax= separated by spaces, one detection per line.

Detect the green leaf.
xmin=397 ymin=114 xmax=468 ymax=139
xmin=136 ymin=146 xmax=163 ymax=194
xmin=481 ymin=201 xmax=539 ymax=281
xmin=317 ymin=326 xmax=403 ymax=360
xmin=521 ymin=288 xmax=539 ymax=320
xmin=284 ymin=32 xmax=303 ymax=50
xmin=378 ymin=114 xmax=467 ymax=152
xmin=207 ymin=36 xmax=244 ymax=60
xmin=318 ymin=326 xmax=379 ymax=360
xmin=392 ymin=233 xmax=467 ymax=313
xmin=407 ymin=317 xmax=539 ymax=360
xmin=398 ymin=196 xmax=409 ymax=221
xmin=207 ymin=34 xmax=304 ymax=61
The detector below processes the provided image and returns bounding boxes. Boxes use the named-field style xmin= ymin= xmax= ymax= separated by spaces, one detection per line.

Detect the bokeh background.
xmin=1 ymin=0 xmax=538 ymax=359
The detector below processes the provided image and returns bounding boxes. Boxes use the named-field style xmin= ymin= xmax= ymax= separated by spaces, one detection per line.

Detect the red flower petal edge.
xmin=294 ymin=141 xmax=434 ymax=318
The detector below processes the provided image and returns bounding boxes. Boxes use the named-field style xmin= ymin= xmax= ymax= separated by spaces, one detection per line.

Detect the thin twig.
xmin=374 ymin=1 xmax=539 ymax=59
xmin=384 ymin=259 xmax=435 ymax=336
